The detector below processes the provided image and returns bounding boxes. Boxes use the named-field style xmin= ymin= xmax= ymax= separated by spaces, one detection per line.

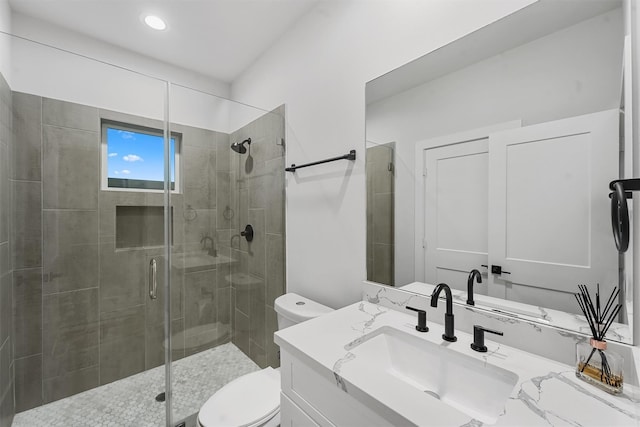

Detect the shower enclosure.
xmin=1 ymin=32 xmax=286 ymax=427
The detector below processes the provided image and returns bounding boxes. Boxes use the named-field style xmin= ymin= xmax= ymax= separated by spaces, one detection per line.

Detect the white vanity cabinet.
xmin=279 ymin=349 xmax=396 ymax=427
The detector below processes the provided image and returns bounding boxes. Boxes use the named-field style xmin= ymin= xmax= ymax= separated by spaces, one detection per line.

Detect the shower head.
xmin=231 ymin=138 xmax=251 ymax=154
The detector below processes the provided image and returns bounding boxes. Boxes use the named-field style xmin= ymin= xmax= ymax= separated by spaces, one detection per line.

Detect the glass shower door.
xmin=6 ymin=32 xmax=174 ymax=427
xmin=167 ymin=83 xmax=287 ymax=426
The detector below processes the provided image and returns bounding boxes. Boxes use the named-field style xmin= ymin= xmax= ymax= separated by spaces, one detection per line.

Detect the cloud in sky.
xmin=108 ymin=152 xmax=118 ymax=157
xmin=117 ymin=130 xmax=136 ymax=140
xmin=114 ymin=171 xmax=119 ymax=175
xmin=123 ymin=154 xmax=143 ymax=162
xmin=121 ymin=170 xmax=131 ymax=175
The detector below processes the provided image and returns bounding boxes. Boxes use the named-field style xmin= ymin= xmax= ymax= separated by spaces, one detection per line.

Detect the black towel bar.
xmin=285 ymin=150 xmax=356 ymax=172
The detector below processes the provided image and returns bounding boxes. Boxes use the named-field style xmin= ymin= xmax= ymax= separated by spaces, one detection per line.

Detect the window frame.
xmin=100 ymin=119 xmax=182 ymax=193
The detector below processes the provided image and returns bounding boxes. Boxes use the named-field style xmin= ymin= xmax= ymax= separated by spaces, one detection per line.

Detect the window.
xmin=101 ymin=120 xmax=181 ymax=191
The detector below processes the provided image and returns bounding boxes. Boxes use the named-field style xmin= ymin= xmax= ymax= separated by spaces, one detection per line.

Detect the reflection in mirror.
xmin=365 ymin=0 xmax=634 ymax=344
xmin=366 ymin=141 xmax=395 ymax=286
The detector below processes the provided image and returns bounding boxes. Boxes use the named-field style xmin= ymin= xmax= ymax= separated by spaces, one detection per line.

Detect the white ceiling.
xmin=9 ymin=0 xmax=320 ymax=83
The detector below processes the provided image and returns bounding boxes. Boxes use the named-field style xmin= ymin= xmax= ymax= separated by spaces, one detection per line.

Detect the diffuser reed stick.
xmin=574 ymin=284 xmax=623 ymax=394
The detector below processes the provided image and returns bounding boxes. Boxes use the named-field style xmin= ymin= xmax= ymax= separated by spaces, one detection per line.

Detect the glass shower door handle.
xmin=149 ymin=258 xmax=158 ymax=300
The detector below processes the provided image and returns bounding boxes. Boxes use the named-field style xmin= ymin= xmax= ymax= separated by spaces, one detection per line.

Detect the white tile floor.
xmin=13 ymin=343 xmax=260 ymax=427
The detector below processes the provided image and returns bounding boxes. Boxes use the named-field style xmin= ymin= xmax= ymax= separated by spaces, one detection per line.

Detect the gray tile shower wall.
xmin=11 ymin=92 xmax=41 ymax=414
xmin=10 ymin=93 xmax=255 ymax=413
xmin=0 ymin=72 xmax=13 ymax=427
xmin=229 ymin=106 xmax=286 ymax=369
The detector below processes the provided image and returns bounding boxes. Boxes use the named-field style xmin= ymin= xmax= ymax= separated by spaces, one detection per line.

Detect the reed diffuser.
xmin=574 ymin=284 xmax=623 ymax=394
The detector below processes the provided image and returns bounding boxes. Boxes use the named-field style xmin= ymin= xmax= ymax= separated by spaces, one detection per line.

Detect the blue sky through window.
xmin=106 ymin=127 xmax=175 ymax=183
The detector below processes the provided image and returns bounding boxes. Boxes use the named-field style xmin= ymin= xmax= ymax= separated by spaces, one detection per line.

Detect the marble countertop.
xmin=275 ymin=301 xmax=640 ymax=426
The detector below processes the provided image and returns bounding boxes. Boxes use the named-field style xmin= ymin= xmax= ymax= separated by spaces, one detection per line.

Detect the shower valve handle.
xmin=241 ymin=224 xmax=254 ymax=242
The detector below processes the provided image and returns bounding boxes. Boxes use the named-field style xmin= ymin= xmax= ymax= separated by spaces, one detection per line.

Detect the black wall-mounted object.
xmin=609 ymin=178 xmax=640 ymax=253
xmin=481 ymin=264 xmax=510 ymax=275
xmin=241 ymin=224 xmax=254 ymax=242
xmin=406 ymin=306 xmax=429 ymax=332
xmin=285 ymin=149 xmax=356 ymax=172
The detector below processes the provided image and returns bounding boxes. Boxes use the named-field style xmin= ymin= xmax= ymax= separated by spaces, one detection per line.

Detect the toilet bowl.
xmin=197 ymin=293 xmax=333 ymax=427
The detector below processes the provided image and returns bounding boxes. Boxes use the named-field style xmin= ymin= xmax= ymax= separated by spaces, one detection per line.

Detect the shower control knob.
xmin=241 ymin=224 xmax=254 ymax=242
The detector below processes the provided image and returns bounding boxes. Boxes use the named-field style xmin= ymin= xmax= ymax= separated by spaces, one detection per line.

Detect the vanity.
xmin=275 ymin=298 xmax=640 ymax=426
xmin=276 ymin=1 xmax=640 ymax=424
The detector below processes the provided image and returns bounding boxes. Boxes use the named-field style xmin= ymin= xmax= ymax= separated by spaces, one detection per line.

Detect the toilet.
xmin=197 ymin=293 xmax=333 ymax=427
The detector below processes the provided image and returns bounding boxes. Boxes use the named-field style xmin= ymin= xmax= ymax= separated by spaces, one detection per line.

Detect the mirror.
xmin=365 ymin=0 xmax=634 ymax=344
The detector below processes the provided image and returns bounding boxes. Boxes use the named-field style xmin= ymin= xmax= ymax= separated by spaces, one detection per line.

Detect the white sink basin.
xmin=346 ymin=326 xmax=518 ymax=424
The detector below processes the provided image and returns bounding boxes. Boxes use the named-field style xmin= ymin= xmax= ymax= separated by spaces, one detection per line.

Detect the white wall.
xmin=10 ymin=12 xmax=233 ymax=131
xmin=231 ymin=0 xmax=536 ymax=309
xmin=367 ymin=8 xmax=623 ymax=286
xmin=0 ymin=1 xmax=11 ymax=84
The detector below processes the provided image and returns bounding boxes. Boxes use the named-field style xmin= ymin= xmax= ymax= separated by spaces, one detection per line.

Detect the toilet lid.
xmin=198 ymin=367 xmax=280 ymax=427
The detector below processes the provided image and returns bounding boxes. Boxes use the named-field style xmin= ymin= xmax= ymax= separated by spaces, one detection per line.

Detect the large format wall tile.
xmin=0 ymin=244 xmax=9 ymax=349
xmin=43 ymin=210 xmax=98 ymax=293
xmin=247 ymin=160 xmax=266 ymax=210
xmin=0 ymin=380 xmax=13 ymax=427
xmin=265 ymin=158 xmax=285 ymax=235
xmin=43 ymin=366 xmax=99 ymax=404
xmin=42 ymin=98 xmax=99 ymax=132
xmin=12 ymin=180 xmax=41 ymax=269
xmin=264 ymin=306 xmax=279 ymax=368
xmin=265 ymin=234 xmax=284 ymax=307
xmin=14 ymin=354 xmax=42 ymax=412
xmin=232 ymin=309 xmax=250 ymax=357
xmin=13 ymin=268 xmax=42 ymax=359
xmin=0 ymin=145 xmax=10 ymax=245
xmin=145 ymin=318 xmax=184 ymax=370
xmin=43 ymin=125 xmax=99 ymax=210
xmin=0 ymin=336 xmax=11 ymax=399
xmin=42 ymin=289 xmax=99 ymax=382
xmin=12 ymin=92 xmax=42 ymax=181
xmin=183 ymin=144 xmax=216 ymax=210
xmin=99 ymin=306 xmax=145 ymax=384
xmin=247 ymin=209 xmax=265 ymax=279
xmin=249 ymin=278 xmax=266 ymax=351
xmin=216 ymin=172 xmax=233 ymax=231
xmin=0 ymin=273 xmax=11 ymax=348
xmin=0 ymin=75 xmax=12 ymax=427
xmin=99 ymin=244 xmax=145 ymax=313
xmin=228 ymin=106 xmax=286 ymax=368
xmin=184 ymin=269 xmax=216 ymax=334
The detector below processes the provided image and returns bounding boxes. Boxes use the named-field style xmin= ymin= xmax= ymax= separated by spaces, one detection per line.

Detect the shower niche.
xmin=115 ymin=205 xmax=174 ymax=249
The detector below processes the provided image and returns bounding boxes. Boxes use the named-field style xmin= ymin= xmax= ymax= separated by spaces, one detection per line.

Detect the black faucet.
xmin=470 ymin=325 xmax=503 ymax=352
xmin=467 ymin=269 xmax=482 ymax=306
xmin=430 ymin=283 xmax=457 ymax=342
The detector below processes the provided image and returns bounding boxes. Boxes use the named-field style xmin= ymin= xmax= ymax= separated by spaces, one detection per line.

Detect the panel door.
xmin=423 ymin=140 xmax=489 ymax=290
xmin=487 ymin=109 xmax=619 ymax=308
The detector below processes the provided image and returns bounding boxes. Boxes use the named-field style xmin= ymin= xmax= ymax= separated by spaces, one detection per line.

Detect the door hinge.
xmin=423 ymin=168 xmax=427 ymax=177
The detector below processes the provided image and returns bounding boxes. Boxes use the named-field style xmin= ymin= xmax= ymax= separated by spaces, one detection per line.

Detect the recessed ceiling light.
xmin=144 ymin=15 xmax=167 ymax=31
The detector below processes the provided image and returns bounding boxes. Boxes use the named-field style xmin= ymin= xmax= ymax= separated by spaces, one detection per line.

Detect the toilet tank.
xmin=274 ymin=293 xmax=333 ymax=330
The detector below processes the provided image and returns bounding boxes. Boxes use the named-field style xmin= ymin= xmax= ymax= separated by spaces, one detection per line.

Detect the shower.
xmin=231 ymin=137 xmax=251 ymax=154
